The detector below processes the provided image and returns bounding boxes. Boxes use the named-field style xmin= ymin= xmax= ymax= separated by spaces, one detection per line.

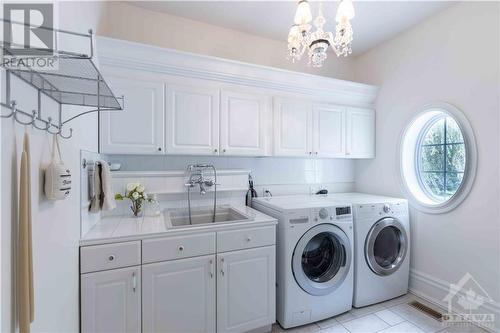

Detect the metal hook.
xmin=14 ymin=109 xmax=36 ymax=126
xmin=59 ymin=127 xmax=73 ymax=139
xmin=32 ymin=110 xmax=50 ymax=130
xmin=46 ymin=117 xmax=61 ymax=135
xmin=0 ymin=101 xmax=17 ymax=118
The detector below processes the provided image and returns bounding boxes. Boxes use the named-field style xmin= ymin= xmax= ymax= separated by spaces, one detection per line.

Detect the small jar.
xmin=146 ymin=194 xmax=162 ymax=217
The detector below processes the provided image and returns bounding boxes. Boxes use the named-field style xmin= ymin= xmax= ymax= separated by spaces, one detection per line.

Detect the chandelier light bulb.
xmin=336 ymin=0 xmax=355 ymax=22
xmin=294 ymin=0 xmax=313 ymax=25
xmin=334 ymin=17 xmax=353 ymax=57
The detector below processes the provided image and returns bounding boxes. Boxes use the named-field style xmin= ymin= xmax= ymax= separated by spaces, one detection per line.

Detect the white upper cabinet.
xmin=100 ymin=76 xmax=164 ymax=154
xmin=165 ymin=84 xmax=220 ymax=155
xmin=313 ymin=104 xmax=346 ymax=158
xmin=98 ymin=38 xmax=377 ymax=158
xmin=273 ymin=98 xmax=312 ymax=157
xmin=142 ymin=255 xmax=216 ymax=333
xmin=217 ymin=246 xmax=276 ymax=333
xmin=346 ymin=107 xmax=375 ymax=158
xmin=220 ymin=91 xmax=270 ymax=156
xmin=81 ymin=266 xmax=141 ymax=333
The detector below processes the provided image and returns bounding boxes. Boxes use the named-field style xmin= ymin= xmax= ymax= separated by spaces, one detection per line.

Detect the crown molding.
xmin=96 ymin=36 xmax=378 ymax=107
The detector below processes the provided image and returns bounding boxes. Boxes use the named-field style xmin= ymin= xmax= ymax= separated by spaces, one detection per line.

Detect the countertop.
xmin=80 ymin=205 xmax=277 ymax=246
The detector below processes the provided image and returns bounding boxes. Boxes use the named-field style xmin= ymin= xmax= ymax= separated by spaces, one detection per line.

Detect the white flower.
xmin=126 ymin=183 xmax=136 ymax=191
xmin=132 ymin=192 xmax=140 ymax=200
xmin=137 ymin=185 xmax=145 ymax=193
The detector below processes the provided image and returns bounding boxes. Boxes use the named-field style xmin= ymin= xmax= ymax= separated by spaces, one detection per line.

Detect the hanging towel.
xmin=19 ymin=132 xmax=34 ymax=333
xmin=89 ymin=161 xmax=115 ymax=212
xmin=89 ymin=162 xmax=102 ymax=213
xmin=99 ymin=160 xmax=116 ymax=211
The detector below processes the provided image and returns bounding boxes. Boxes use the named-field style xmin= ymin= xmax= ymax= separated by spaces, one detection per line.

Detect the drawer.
xmin=217 ymin=226 xmax=275 ymax=252
xmin=80 ymin=241 xmax=141 ymax=273
xmin=142 ymin=233 xmax=215 ymax=263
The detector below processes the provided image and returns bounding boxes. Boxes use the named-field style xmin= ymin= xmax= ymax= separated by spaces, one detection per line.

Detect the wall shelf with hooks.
xmin=0 ymin=20 xmax=124 ymax=139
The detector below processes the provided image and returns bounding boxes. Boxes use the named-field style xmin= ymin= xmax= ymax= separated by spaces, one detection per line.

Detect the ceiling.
xmin=129 ymin=1 xmax=453 ymax=56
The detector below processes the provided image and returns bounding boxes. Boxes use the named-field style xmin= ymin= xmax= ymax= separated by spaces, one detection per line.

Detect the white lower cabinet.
xmin=81 ymin=266 xmax=141 ymax=333
xmin=142 ymin=255 xmax=216 ymax=333
xmin=217 ymin=246 xmax=276 ymax=333
xmin=80 ymin=227 xmax=276 ymax=333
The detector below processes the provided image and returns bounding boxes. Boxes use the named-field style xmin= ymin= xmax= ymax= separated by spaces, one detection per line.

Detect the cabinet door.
xmin=100 ymin=76 xmax=164 ymax=154
xmin=313 ymin=104 xmax=346 ymax=157
xmin=166 ymin=84 xmax=220 ymax=155
xmin=346 ymin=108 xmax=375 ymax=158
xmin=273 ymin=98 xmax=312 ymax=157
xmin=220 ymin=91 xmax=270 ymax=156
xmin=217 ymin=246 xmax=276 ymax=333
xmin=81 ymin=266 xmax=141 ymax=333
xmin=142 ymin=255 xmax=216 ymax=333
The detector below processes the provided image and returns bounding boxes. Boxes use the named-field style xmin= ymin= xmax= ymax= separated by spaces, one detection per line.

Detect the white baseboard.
xmin=410 ymin=269 xmax=500 ymax=333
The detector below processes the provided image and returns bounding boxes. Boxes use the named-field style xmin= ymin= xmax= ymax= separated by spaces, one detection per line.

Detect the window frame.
xmin=399 ymin=103 xmax=477 ymax=214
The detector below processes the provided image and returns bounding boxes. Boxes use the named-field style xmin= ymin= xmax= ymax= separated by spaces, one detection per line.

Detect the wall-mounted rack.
xmin=0 ymin=20 xmax=123 ymax=139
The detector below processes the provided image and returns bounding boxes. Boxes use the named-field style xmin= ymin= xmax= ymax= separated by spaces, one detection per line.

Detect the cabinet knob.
xmin=315 ymin=152 xmax=318 ymax=155
xmin=246 ymin=236 xmax=252 ymax=242
xmin=178 ymin=245 xmax=184 ymax=251
xmin=108 ymin=255 xmax=115 ymax=262
xmin=214 ymin=148 xmax=218 ymax=153
xmin=157 ymin=147 xmax=162 ymax=152
xmin=222 ymin=149 xmax=226 ymax=153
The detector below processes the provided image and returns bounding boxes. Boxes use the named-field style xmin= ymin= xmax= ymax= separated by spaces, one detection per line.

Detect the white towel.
xmin=99 ymin=160 xmax=116 ymax=211
xmin=89 ymin=160 xmax=115 ymax=212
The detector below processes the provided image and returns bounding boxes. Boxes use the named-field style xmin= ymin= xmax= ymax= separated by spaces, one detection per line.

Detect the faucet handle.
xmin=204 ymin=179 xmax=216 ymax=187
xmin=184 ymin=182 xmax=195 ymax=188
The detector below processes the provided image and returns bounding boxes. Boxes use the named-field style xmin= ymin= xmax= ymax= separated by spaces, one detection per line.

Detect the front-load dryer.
xmin=332 ymin=193 xmax=410 ymax=308
xmin=252 ymin=196 xmax=354 ymax=328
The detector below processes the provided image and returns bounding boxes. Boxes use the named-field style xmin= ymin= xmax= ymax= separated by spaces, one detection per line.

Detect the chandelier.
xmin=287 ymin=0 xmax=355 ymax=67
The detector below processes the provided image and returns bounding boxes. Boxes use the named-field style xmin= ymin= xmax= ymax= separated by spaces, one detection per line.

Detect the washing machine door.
xmin=365 ymin=217 xmax=408 ymax=276
xmin=292 ymin=224 xmax=352 ymax=296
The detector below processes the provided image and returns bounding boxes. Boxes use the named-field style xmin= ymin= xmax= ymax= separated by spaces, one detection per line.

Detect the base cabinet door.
xmin=217 ymin=246 xmax=276 ymax=333
xmin=81 ymin=266 xmax=141 ymax=333
xmin=100 ymin=76 xmax=165 ymax=154
xmin=142 ymin=255 xmax=216 ymax=333
xmin=346 ymin=108 xmax=375 ymax=158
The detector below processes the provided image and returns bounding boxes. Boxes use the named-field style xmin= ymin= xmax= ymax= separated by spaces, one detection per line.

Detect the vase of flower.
xmin=115 ymin=182 xmax=152 ymax=218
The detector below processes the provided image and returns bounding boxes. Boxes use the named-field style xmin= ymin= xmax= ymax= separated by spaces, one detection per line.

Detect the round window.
xmin=400 ymin=103 xmax=477 ymax=214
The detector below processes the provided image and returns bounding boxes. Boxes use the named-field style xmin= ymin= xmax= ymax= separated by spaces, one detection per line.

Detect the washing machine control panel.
xmin=312 ymin=205 xmax=352 ymax=221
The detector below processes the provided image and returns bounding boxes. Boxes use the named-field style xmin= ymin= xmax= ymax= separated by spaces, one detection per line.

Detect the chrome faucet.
xmin=185 ymin=170 xmax=215 ymax=195
xmin=185 ymin=164 xmax=218 ymax=224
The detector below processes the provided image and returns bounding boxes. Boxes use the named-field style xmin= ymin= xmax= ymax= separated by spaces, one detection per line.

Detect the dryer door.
xmin=292 ymin=224 xmax=352 ymax=296
xmin=365 ymin=217 xmax=408 ymax=276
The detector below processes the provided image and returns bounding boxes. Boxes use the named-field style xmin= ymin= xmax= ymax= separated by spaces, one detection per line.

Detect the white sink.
xmin=165 ymin=206 xmax=253 ymax=229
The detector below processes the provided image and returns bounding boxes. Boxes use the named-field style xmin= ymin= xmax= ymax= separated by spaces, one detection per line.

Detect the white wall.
xmin=0 ymin=2 xmax=104 ymax=332
xmin=97 ymin=1 xmax=355 ymax=81
xmin=353 ymin=2 xmax=500 ymax=327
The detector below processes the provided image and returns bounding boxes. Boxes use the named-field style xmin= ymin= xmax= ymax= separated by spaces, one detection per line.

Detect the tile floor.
xmin=272 ymin=294 xmax=488 ymax=333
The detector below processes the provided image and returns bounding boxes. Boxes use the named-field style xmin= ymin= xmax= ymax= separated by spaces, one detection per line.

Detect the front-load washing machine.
xmin=332 ymin=193 xmax=410 ymax=308
xmin=252 ymin=196 xmax=354 ymax=328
